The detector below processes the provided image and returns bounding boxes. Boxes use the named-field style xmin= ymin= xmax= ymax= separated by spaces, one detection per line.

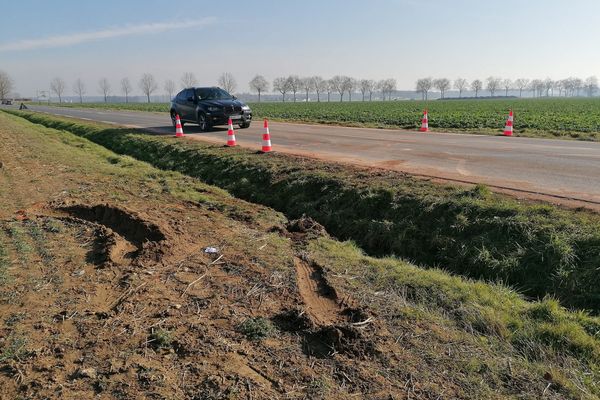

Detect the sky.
xmin=1 ymin=0 xmax=600 ymax=97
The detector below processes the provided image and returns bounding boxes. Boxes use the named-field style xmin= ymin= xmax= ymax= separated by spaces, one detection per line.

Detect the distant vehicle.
xmin=170 ymin=87 xmax=252 ymax=131
xmin=1 ymin=99 xmax=13 ymax=105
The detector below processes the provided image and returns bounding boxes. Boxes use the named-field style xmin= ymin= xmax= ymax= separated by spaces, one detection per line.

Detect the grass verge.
xmin=5 ymin=109 xmax=600 ymax=313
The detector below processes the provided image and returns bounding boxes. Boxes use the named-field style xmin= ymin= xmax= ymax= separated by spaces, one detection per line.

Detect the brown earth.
xmin=0 ymin=109 xmax=418 ymax=399
xmin=0 ymin=112 xmax=583 ymax=399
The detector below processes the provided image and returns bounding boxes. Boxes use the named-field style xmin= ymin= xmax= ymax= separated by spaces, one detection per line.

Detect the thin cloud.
xmin=0 ymin=18 xmax=216 ymax=52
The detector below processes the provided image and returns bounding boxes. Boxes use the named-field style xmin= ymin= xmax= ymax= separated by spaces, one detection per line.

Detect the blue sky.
xmin=1 ymin=0 xmax=599 ymax=96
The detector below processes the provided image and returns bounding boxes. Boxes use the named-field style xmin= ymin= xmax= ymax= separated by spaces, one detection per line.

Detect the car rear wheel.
xmin=197 ymin=113 xmax=212 ymax=132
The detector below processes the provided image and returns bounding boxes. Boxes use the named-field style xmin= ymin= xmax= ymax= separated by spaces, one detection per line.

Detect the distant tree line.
xmin=7 ymin=70 xmax=599 ymax=103
xmin=416 ymin=76 xmax=599 ymax=100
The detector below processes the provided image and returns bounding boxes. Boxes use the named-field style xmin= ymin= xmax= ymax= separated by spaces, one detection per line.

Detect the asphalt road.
xmin=8 ymin=104 xmax=600 ymax=206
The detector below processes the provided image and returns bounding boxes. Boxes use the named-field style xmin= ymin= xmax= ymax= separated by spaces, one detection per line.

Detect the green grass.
xmin=5 ymin=110 xmax=600 ymax=314
xmin=237 ymin=317 xmax=276 ymax=340
xmin=0 ymin=229 xmax=10 ymax=285
xmin=42 ymin=98 xmax=600 ymax=140
xmin=308 ymin=237 xmax=600 ymax=397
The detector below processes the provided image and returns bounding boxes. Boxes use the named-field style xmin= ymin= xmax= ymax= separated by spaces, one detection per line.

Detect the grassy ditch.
xmin=6 ymin=109 xmax=600 ymax=312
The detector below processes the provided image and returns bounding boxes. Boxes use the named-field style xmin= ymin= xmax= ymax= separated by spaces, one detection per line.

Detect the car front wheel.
xmin=197 ymin=113 xmax=212 ymax=132
xmin=239 ymin=122 xmax=250 ymax=129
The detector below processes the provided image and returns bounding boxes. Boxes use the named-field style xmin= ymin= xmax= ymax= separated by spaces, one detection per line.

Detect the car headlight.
xmin=207 ymin=106 xmax=220 ymax=112
xmin=241 ymin=105 xmax=251 ymax=111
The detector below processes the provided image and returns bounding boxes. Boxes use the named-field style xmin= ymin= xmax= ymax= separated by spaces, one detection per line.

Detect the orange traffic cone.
xmin=226 ymin=118 xmax=237 ymax=146
xmin=262 ymin=119 xmax=272 ymax=152
xmin=419 ymin=110 xmax=429 ymax=132
xmin=174 ymin=114 xmax=185 ymax=137
xmin=503 ymin=110 xmax=514 ymax=136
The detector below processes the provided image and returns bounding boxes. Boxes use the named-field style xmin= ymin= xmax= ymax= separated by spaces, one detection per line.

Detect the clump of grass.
xmin=149 ymin=329 xmax=172 ymax=349
xmin=0 ymin=336 xmax=28 ymax=362
xmin=237 ymin=317 xmax=276 ymax=340
xmin=6 ymin=223 xmax=31 ymax=265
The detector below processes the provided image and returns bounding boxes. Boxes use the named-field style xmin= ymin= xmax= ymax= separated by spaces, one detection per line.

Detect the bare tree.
xmin=72 ymin=78 xmax=86 ymax=103
xmin=573 ymin=78 xmax=583 ymax=96
xmin=121 ymin=77 xmax=132 ymax=103
xmin=502 ymin=79 xmax=512 ymax=96
xmin=139 ymin=73 xmax=158 ymax=103
xmin=584 ymin=76 xmax=598 ymax=97
xmin=542 ymin=78 xmax=554 ymax=97
xmin=98 ymin=78 xmax=111 ymax=103
xmin=433 ymin=78 xmax=451 ymax=99
xmin=286 ymin=75 xmax=301 ymax=102
xmin=325 ymin=80 xmax=333 ymax=102
xmin=486 ymin=76 xmax=501 ymax=97
xmin=164 ymin=79 xmax=176 ymax=100
xmin=273 ymin=77 xmax=291 ymax=102
xmin=218 ymin=72 xmax=237 ymax=94
xmin=181 ymin=72 xmax=197 ymax=89
xmin=249 ymin=75 xmax=269 ymax=102
xmin=359 ymin=79 xmax=376 ymax=101
xmin=471 ymin=79 xmax=482 ymax=97
xmin=529 ymin=79 xmax=544 ymax=97
xmin=330 ymin=75 xmax=346 ymax=101
xmin=50 ymin=77 xmax=66 ymax=103
xmin=0 ymin=70 xmax=14 ymax=100
xmin=376 ymin=80 xmax=386 ymax=100
xmin=343 ymin=77 xmax=356 ymax=101
xmin=383 ymin=78 xmax=396 ymax=100
xmin=299 ymin=77 xmax=312 ymax=102
xmin=416 ymin=78 xmax=433 ymax=100
xmin=514 ymin=78 xmax=529 ymax=97
xmin=311 ymin=76 xmax=327 ymax=102
xmin=454 ymin=78 xmax=468 ymax=98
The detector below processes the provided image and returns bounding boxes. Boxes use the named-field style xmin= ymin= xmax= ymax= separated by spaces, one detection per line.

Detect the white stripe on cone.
xmin=174 ymin=114 xmax=185 ymax=137
xmin=262 ymin=119 xmax=272 ymax=152
xmin=226 ymin=118 xmax=237 ymax=146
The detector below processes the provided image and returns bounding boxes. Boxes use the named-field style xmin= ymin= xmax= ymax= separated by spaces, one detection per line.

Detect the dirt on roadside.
xmin=0 ymin=110 xmax=414 ymax=399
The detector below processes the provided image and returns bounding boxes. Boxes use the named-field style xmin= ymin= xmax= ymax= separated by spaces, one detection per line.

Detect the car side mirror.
xmin=187 ymin=96 xmax=195 ymax=102
xmin=232 ymin=95 xmax=237 ymax=100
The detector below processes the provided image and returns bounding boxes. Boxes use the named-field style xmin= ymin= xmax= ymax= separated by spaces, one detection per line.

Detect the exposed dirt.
xmin=0 ymin=111 xmax=580 ymax=399
xmin=0 ymin=113 xmax=403 ymax=400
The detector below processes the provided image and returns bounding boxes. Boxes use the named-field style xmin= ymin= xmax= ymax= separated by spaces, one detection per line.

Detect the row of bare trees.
xmin=48 ymin=72 xmax=238 ymax=103
xmin=38 ymin=72 xmax=600 ymax=103
xmin=416 ymin=76 xmax=599 ymax=99
xmin=250 ymin=75 xmax=398 ymax=102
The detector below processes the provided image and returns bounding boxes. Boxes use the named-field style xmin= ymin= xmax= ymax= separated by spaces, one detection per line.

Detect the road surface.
xmin=7 ymin=104 xmax=600 ymax=207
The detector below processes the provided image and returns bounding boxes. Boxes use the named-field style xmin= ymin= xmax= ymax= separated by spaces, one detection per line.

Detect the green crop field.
xmin=251 ymin=98 xmax=600 ymax=140
xmin=41 ymin=97 xmax=600 ymax=140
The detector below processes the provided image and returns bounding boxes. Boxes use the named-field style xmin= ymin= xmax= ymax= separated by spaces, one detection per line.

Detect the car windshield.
xmin=196 ymin=88 xmax=233 ymax=100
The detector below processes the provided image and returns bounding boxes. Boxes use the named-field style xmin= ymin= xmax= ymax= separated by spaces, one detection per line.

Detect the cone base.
xmin=419 ymin=128 xmax=429 ymax=132
xmin=226 ymin=142 xmax=237 ymax=147
xmin=503 ymin=131 xmax=513 ymax=136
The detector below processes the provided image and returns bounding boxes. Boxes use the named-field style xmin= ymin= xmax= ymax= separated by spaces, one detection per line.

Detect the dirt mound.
xmin=286 ymin=215 xmax=328 ymax=238
xmin=56 ymin=203 xmax=169 ymax=265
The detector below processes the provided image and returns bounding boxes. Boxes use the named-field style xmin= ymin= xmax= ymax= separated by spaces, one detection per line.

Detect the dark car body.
xmin=170 ymin=87 xmax=252 ymax=131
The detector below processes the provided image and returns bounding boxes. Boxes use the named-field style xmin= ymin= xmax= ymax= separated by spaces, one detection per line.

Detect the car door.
xmin=180 ymin=89 xmax=196 ymax=122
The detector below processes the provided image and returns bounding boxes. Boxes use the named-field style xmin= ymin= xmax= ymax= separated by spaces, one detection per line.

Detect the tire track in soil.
xmin=294 ymin=257 xmax=344 ymax=326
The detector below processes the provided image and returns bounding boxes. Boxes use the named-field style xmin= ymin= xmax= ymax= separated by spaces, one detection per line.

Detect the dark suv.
xmin=170 ymin=87 xmax=252 ymax=131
